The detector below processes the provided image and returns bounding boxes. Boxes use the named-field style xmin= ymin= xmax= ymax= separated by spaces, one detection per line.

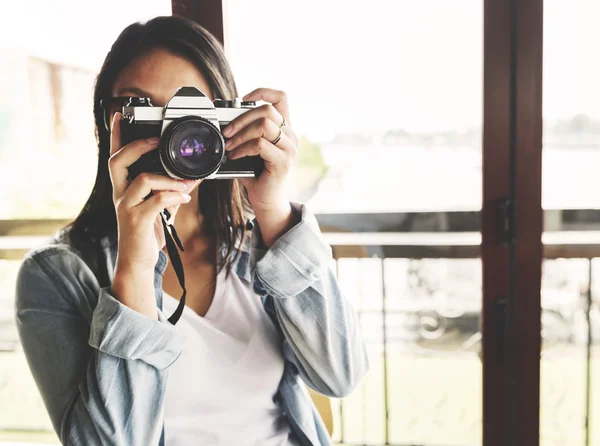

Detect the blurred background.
xmin=0 ymin=1 xmax=598 ymax=445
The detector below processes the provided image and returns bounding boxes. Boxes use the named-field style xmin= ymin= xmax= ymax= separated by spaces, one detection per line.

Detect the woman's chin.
xmin=182 ymin=179 xmax=202 ymax=193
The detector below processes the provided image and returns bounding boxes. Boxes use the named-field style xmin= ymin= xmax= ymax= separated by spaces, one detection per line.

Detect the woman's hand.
xmin=108 ymin=112 xmax=195 ymax=317
xmin=222 ymin=88 xmax=300 ymax=246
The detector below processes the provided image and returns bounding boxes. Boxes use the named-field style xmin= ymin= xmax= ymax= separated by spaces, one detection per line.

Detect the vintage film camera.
xmin=119 ymin=86 xmax=264 ymax=180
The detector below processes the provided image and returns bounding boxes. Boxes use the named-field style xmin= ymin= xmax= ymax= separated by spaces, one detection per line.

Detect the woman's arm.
xmin=250 ymin=203 xmax=370 ymax=398
xmin=15 ymin=247 xmax=184 ymax=446
xmin=223 ymin=88 xmax=368 ymax=397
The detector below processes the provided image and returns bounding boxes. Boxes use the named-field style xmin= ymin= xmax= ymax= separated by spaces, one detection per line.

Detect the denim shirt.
xmin=14 ymin=203 xmax=369 ymax=446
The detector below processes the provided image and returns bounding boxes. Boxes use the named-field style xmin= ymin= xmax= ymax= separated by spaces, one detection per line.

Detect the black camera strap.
xmin=160 ymin=209 xmax=186 ymax=325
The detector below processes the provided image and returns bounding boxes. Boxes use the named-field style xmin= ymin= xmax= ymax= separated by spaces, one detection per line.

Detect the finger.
xmin=167 ymin=179 xmax=201 ymax=222
xmin=137 ymin=191 xmax=192 ymax=221
xmin=242 ymin=88 xmax=291 ymax=125
xmin=225 ymin=117 xmax=280 ymax=152
xmin=230 ymin=138 xmax=292 ymax=174
xmin=257 ymin=140 xmax=293 ymax=174
xmin=109 ymin=112 xmax=122 ymax=157
xmin=163 ymin=204 xmax=179 ymax=225
xmin=222 ymin=103 xmax=283 ymax=138
xmin=228 ymin=133 xmax=296 ymax=160
xmin=108 ymin=136 xmax=161 ymax=198
xmin=109 ymin=113 xmax=126 ymax=196
xmin=120 ymin=173 xmax=190 ymax=207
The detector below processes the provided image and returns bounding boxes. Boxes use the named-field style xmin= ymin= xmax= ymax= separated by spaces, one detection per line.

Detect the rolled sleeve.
xmin=253 ymin=203 xmax=332 ymax=298
xmin=89 ymin=288 xmax=185 ymax=370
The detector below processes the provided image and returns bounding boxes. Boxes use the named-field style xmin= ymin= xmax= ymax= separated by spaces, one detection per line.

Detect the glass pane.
xmin=226 ymin=0 xmax=483 ymax=213
xmin=543 ymin=1 xmax=600 ymax=445
xmin=540 ymin=260 xmax=590 ymax=446
xmin=590 ymin=259 xmax=600 ymax=446
xmin=0 ymin=261 xmax=55 ymax=436
xmin=0 ymin=2 xmax=171 ymax=443
xmin=227 ymin=2 xmax=483 ymax=445
xmin=0 ymin=0 xmax=172 ymax=219
xmin=331 ymin=258 xmax=482 ymax=444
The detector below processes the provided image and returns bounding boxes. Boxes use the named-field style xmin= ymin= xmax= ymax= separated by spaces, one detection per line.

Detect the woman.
xmin=14 ymin=15 xmax=368 ymax=446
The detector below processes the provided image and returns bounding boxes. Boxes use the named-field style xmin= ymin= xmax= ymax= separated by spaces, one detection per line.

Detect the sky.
xmin=0 ymin=0 xmax=598 ymax=141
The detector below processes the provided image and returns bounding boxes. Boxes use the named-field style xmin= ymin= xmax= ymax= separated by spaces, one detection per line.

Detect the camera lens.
xmin=161 ymin=117 xmax=225 ymax=179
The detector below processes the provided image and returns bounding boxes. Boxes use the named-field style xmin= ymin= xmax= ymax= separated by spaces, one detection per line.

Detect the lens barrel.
xmin=160 ymin=116 xmax=225 ymax=179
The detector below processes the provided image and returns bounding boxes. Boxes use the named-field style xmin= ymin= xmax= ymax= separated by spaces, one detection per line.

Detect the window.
xmin=226 ymin=1 xmax=483 ymax=444
xmin=541 ymin=1 xmax=600 ymax=444
xmin=0 ymin=2 xmax=172 ymax=442
xmin=0 ymin=0 xmax=172 ymax=219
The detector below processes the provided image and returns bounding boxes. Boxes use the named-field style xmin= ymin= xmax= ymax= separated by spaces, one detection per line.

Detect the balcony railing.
xmin=0 ymin=213 xmax=598 ymax=445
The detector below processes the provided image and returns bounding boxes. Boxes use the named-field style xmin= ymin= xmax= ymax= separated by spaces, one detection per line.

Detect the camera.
xmin=120 ymin=86 xmax=264 ymax=180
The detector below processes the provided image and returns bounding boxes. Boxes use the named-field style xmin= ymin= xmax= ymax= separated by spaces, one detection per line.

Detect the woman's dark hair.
xmin=67 ymin=15 xmax=250 ymax=272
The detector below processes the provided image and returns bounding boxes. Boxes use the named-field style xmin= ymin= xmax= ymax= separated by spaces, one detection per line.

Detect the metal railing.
xmin=322 ymin=232 xmax=598 ymax=446
xmin=0 ymin=217 xmax=598 ymax=445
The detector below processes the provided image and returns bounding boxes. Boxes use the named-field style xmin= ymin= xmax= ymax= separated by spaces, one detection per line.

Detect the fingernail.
xmin=225 ymin=139 xmax=233 ymax=150
xmin=183 ymin=194 xmax=191 ymax=202
xmin=222 ymin=126 xmax=232 ymax=137
xmin=146 ymin=137 xmax=160 ymax=144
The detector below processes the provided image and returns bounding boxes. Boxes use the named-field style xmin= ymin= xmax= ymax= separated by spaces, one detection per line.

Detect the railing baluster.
xmin=381 ymin=257 xmax=390 ymax=445
xmin=335 ymin=259 xmax=345 ymax=444
xmin=585 ymin=258 xmax=593 ymax=446
xmin=359 ymin=258 xmax=367 ymax=443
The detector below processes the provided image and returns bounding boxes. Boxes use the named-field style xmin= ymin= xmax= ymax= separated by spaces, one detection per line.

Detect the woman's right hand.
xmin=108 ymin=112 xmax=193 ymax=317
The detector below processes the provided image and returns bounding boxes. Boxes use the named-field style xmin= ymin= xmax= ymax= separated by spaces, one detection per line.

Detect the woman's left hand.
xmin=222 ymin=88 xmax=298 ymax=212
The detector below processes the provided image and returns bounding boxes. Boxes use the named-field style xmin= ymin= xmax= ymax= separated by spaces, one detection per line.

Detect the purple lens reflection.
xmin=180 ymin=139 xmax=205 ymax=157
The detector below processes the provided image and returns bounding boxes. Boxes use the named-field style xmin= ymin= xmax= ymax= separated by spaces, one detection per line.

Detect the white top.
xmin=161 ymin=268 xmax=298 ymax=446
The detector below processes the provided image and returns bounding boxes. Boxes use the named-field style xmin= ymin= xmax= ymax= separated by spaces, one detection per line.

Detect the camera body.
xmin=120 ymin=86 xmax=264 ymax=180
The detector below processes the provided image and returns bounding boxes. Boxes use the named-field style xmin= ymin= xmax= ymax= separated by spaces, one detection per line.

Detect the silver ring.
xmin=279 ymin=116 xmax=287 ymax=128
xmin=271 ymin=128 xmax=284 ymax=145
